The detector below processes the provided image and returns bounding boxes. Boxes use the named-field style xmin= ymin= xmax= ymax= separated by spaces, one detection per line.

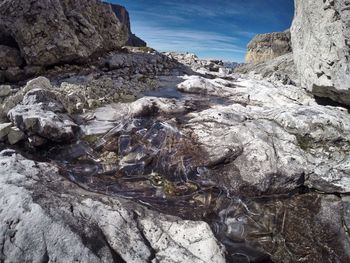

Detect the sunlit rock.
xmin=291 ymin=0 xmax=350 ymax=105
xmin=245 ymin=31 xmax=291 ymax=64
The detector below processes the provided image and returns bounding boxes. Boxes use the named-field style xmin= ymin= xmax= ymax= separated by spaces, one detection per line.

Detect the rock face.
xmin=245 ymin=31 xmax=292 ymax=64
xmin=111 ymin=4 xmax=147 ymax=47
xmin=0 ymin=0 xmax=128 ymax=67
xmin=0 ymin=45 xmax=23 ymax=68
xmin=291 ymin=0 xmax=350 ymax=105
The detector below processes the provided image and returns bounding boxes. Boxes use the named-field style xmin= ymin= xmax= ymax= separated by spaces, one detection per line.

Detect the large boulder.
xmin=110 ymin=4 xmax=147 ymax=47
xmin=245 ymin=31 xmax=292 ymax=64
xmin=291 ymin=0 xmax=350 ymax=105
xmin=7 ymin=78 xmax=78 ymax=143
xmin=0 ymin=0 xmax=128 ymax=67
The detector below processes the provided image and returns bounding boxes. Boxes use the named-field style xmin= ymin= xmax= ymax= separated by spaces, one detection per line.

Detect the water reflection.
xmin=44 ymin=97 xmax=340 ymax=263
xmin=49 ymin=116 xmax=278 ymax=261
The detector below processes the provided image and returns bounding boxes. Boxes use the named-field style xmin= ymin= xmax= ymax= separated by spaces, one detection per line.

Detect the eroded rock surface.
xmin=245 ymin=31 xmax=291 ymax=64
xmin=1 ymin=50 xmax=350 ymax=262
xmin=0 ymin=0 xmax=128 ymax=67
xmin=111 ymin=4 xmax=147 ymax=47
xmin=235 ymin=53 xmax=299 ymax=86
xmin=7 ymin=80 xmax=78 ymax=143
xmin=0 ymin=45 xmax=23 ymax=68
xmin=291 ymin=0 xmax=350 ymax=105
xmin=176 ymin=76 xmax=350 ymax=194
xmin=0 ymin=150 xmax=225 ymax=263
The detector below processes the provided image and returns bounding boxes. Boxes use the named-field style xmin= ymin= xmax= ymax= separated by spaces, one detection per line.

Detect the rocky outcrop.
xmin=291 ymin=0 xmax=350 ymax=105
xmin=245 ymin=31 xmax=292 ymax=64
xmin=111 ymin=4 xmax=147 ymax=47
xmin=176 ymin=75 xmax=350 ymax=194
xmin=1 ymin=50 xmax=350 ymax=262
xmin=51 ymin=60 xmax=350 ymax=261
xmin=0 ymin=51 xmax=189 ymax=117
xmin=7 ymin=78 xmax=78 ymax=144
xmin=235 ymin=53 xmax=299 ymax=86
xmin=165 ymin=52 xmax=234 ymax=78
xmin=0 ymin=0 xmax=128 ymax=67
xmin=74 ymin=61 xmax=350 ymax=196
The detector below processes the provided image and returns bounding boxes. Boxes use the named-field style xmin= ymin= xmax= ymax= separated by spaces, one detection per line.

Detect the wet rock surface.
xmin=1 ymin=51 xmax=350 ymax=262
xmin=0 ymin=0 xmax=349 ymax=260
xmin=0 ymin=150 xmax=225 ymax=263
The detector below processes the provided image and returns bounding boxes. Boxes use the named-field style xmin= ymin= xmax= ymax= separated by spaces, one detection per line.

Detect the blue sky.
xmin=108 ymin=0 xmax=294 ymax=62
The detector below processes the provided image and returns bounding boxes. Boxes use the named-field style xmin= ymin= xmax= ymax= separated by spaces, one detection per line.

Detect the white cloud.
xmin=133 ymin=24 xmax=245 ymax=54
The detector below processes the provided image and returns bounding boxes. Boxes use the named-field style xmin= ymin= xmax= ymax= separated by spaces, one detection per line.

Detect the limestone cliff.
xmin=245 ymin=31 xmax=292 ymax=64
xmin=110 ymin=4 xmax=147 ymax=47
xmin=291 ymin=0 xmax=350 ymax=105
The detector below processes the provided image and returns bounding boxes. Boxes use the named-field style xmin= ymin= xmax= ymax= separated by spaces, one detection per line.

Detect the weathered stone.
xmin=0 ymin=150 xmax=225 ymax=263
xmin=23 ymin=66 xmax=44 ymax=77
xmin=291 ymin=0 xmax=350 ymax=105
xmin=110 ymin=4 xmax=147 ymax=47
xmin=9 ymin=103 xmax=77 ymax=142
xmin=0 ymin=0 xmax=128 ymax=66
xmin=0 ymin=122 xmax=12 ymax=141
xmin=140 ymin=217 xmax=225 ymax=263
xmin=235 ymin=53 xmax=299 ymax=86
xmin=8 ymin=87 xmax=78 ymax=143
xmin=0 ymin=85 xmax=11 ymax=97
xmin=245 ymin=31 xmax=291 ymax=64
xmin=176 ymin=75 xmax=350 ymax=194
xmin=7 ymin=127 xmax=25 ymax=145
xmin=3 ymin=67 xmax=25 ymax=83
xmin=0 ymin=45 xmax=23 ymax=68
xmin=1 ymin=77 xmax=52 ymax=117
xmin=28 ymin=136 xmax=48 ymax=147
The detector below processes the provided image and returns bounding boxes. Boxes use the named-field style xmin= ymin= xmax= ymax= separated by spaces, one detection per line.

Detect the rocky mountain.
xmin=1 ymin=0 xmax=350 ymax=263
xmin=291 ymin=0 xmax=350 ymax=105
xmin=110 ymin=4 xmax=147 ymax=47
xmin=245 ymin=30 xmax=292 ymax=64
